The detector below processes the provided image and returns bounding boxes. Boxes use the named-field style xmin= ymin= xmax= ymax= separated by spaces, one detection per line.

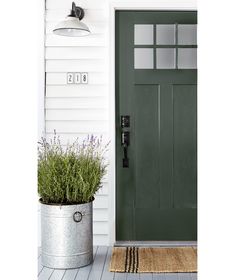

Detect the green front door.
xmin=116 ymin=11 xmax=197 ymax=241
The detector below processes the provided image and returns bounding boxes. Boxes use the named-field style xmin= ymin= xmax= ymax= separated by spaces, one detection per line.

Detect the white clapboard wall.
xmin=39 ymin=0 xmax=110 ymax=246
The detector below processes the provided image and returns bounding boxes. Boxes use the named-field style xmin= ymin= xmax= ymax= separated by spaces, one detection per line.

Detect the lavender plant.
xmin=38 ymin=133 xmax=109 ymax=204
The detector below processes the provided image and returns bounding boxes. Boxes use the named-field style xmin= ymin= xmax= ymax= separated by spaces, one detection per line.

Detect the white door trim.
xmin=38 ymin=0 xmax=45 ymax=139
xmin=108 ymin=0 xmax=197 ymax=246
xmin=115 ymin=241 xmax=197 ymax=247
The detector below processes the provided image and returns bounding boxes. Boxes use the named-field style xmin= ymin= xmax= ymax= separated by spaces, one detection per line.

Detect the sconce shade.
xmin=53 ymin=16 xmax=90 ymax=37
xmin=53 ymin=2 xmax=90 ymax=37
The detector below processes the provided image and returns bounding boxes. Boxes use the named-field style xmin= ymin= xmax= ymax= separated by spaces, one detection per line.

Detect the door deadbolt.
xmin=121 ymin=115 xmax=130 ymax=128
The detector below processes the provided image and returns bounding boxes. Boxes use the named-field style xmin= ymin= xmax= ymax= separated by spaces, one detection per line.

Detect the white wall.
xmin=38 ymin=0 xmax=109 ymax=247
xmin=39 ymin=0 xmax=197 ymax=246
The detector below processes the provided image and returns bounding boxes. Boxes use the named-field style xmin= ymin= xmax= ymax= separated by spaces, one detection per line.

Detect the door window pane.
xmin=178 ymin=25 xmax=197 ymax=45
xmin=178 ymin=48 xmax=197 ymax=69
xmin=134 ymin=48 xmax=153 ymax=69
xmin=134 ymin=24 xmax=153 ymax=45
xmin=156 ymin=48 xmax=176 ymax=69
xmin=156 ymin=24 xmax=175 ymax=45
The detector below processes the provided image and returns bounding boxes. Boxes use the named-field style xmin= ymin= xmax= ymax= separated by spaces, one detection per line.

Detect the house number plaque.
xmin=67 ymin=72 xmax=88 ymax=84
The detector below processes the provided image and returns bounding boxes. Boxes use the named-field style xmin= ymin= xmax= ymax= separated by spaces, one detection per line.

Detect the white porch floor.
xmin=38 ymin=246 xmax=197 ymax=280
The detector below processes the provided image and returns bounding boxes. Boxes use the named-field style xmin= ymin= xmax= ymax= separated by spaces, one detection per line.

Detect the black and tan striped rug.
xmin=109 ymin=247 xmax=197 ymax=273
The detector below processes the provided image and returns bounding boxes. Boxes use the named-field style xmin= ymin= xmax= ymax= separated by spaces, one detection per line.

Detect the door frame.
xmin=108 ymin=0 xmax=197 ymax=246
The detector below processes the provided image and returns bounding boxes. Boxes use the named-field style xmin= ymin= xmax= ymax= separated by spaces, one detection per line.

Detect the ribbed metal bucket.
xmin=40 ymin=200 xmax=93 ymax=269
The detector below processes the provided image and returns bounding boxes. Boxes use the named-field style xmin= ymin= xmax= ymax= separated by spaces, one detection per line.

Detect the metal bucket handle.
xmin=73 ymin=211 xmax=83 ymax=222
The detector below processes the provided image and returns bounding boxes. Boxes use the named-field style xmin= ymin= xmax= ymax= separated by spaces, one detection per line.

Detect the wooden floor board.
xmin=177 ymin=273 xmax=193 ymax=280
xmin=49 ymin=269 xmax=65 ymax=280
xmin=93 ymin=246 xmax=97 ymax=254
xmin=190 ymin=273 xmax=197 ymax=280
xmin=38 ymin=255 xmax=44 ymax=276
xmin=114 ymin=272 xmax=127 ymax=280
xmin=126 ymin=272 xmax=140 ymax=279
xmin=38 ymin=267 xmax=54 ymax=280
xmin=38 ymin=248 xmax=41 ymax=259
xmin=101 ymin=246 xmax=115 ymax=280
xmin=74 ymin=246 xmax=98 ymax=280
xmin=62 ymin=269 xmax=79 ymax=280
xmin=140 ymin=273 xmax=153 ymax=280
xmin=153 ymin=274 xmax=166 ymax=280
xmin=161 ymin=274 xmax=178 ymax=280
xmin=88 ymin=246 xmax=108 ymax=280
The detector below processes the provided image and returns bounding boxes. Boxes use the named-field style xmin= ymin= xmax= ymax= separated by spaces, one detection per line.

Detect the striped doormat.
xmin=109 ymin=247 xmax=197 ymax=273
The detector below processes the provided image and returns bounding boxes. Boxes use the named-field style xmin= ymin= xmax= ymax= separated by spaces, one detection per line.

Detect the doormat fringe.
xmin=109 ymin=247 xmax=197 ymax=273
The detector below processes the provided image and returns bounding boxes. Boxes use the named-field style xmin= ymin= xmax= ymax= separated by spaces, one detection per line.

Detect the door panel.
xmin=173 ymin=85 xmax=197 ymax=209
xmin=159 ymin=85 xmax=174 ymax=210
xmin=135 ymin=85 xmax=160 ymax=209
xmin=135 ymin=208 xmax=197 ymax=240
xmin=116 ymin=11 xmax=197 ymax=241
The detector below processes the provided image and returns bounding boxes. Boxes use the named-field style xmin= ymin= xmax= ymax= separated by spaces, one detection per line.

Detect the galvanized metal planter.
xmin=40 ymin=200 xmax=93 ymax=269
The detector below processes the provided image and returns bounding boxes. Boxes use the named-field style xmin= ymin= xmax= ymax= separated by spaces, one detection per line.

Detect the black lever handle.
xmin=121 ymin=131 xmax=129 ymax=168
xmin=123 ymin=145 xmax=129 ymax=168
xmin=121 ymin=116 xmax=130 ymax=168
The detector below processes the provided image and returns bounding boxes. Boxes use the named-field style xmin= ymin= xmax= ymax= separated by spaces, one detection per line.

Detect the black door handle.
xmin=123 ymin=145 xmax=129 ymax=168
xmin=121 ymin=116 xmax=130 ymax=168
xmin=121 ymin=131 xmax=129 ymax=168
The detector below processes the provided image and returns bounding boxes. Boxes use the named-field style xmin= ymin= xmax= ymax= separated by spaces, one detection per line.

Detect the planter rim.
xmin=39 ymin=197 xmax=94 ymax=206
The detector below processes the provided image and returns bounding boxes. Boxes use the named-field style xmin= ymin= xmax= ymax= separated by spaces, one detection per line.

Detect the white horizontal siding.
xmin=46 ymin=59 xmax=106 ymax=72
xmin=45 ymin=97 xmax=107 ymax=109
xmin=44 ymin=0 xmax=109 ymax=246
xmin=46 ymin=85 xmax=108 ymax=97
xmin=46 ymin=109 xmax=108 ymax=121
xmin=46 ymin=34 xmax=107 ymax=47
xmin=96 ymin=184 xmax=108 ymax=195
xmin=45 ymin=9 xmax=107 ymax=22
xmin=93 ymin=221 xmax=108 ymax=234
xmin=46 ymin=0 xmax=108 ymax=10
xmin=93 ymin=209 xmax=108 ymax=221
xmin=93 ymin=196 xmax=108 ymax=209
xmin=46 ymin=120 xmax=108 ymax=133
xmin=93 ymin=235 xmax=108 ymax=246
xmin=45 ymin=47 xmax=107 ymax=60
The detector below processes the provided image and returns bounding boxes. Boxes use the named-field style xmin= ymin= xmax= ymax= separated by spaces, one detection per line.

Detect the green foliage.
xmin=38 ymin=133 xmax=109 ymax=204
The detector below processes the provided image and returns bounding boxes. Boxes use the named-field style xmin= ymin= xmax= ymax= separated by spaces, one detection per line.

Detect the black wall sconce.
xmin=53 ymin=2 xmax=90 ymax=37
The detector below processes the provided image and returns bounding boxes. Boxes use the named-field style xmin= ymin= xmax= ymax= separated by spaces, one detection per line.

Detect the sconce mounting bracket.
xmin=69 ymin=2 xmax=85 ymax=20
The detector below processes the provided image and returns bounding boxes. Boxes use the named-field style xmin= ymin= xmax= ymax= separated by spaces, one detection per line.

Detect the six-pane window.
xmin=134 ymin=24 xmax=197 ymax=69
